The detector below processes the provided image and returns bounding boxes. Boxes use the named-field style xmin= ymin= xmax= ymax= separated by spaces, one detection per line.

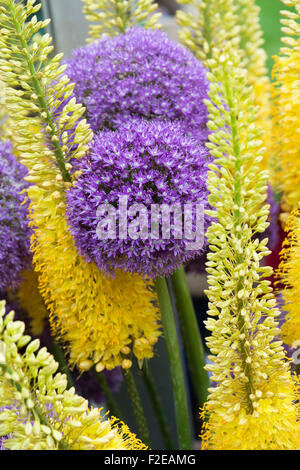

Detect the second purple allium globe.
xmin=0 ymin=140 xmax=32 ymax=290
xmin=65 ymin=27 xmax=210 ymax=142
xmin=66 ymin=119 xmax=211 ymax=278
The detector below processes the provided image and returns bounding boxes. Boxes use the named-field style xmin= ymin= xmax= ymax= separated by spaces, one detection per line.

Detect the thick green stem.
xmin=122 ymin=369 xmax=151 ymax=448
xmin=154 ymin=277 xmax=192 ymax=450
xmin=170 ymin=266 xmax=209 ymax=408
xmin=94 ymin=370 xmax=123 ymax=421
xmin=142 ymin=363 xmax=174 ymax=450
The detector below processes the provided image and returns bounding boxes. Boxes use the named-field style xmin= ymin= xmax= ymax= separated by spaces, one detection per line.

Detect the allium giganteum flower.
xmin=66 ymin=119 xmax=211 ymax=278
xmin=65 ymin=27 xmax=210 ymax=142
xmin=0 ymin=141 xmax=31 ymax=290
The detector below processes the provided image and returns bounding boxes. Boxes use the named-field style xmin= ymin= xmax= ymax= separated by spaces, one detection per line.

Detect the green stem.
xmin=170 ymin=266 xmax=209 ymax=408
xmin=142 ymin=363 xmax=174 ymax=450
xmin=122 ymin=369 xmax=151 ymax=448
xmin=154 ymin=277 xmax=192 ymax=450
xmin=94 ymin=370 xmax=123 ymax=421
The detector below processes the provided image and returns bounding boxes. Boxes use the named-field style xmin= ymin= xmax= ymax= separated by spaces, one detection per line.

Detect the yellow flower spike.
xmin=176 ymin=0 xmax=239 ymax=66
xmin=273 ymin=0 xmax=300 ymax=356
xmin=0 ymin=301 xmax=146 ymax=450
xmin=0 ymin=0 xmax=161 ymax=371
xmin=235 ymin=0 xmax=272 ymax=174
xmin=278 ymin=209 xmax=300 ymax=347
xmin=81 ymin=0 xmax=161 ymax=42
xmin=272 ymin=0 xmax=300 ymax=215
xmin=201 ymin=46 xmax=300 ymax=450
xmin=177 ymin=0 xmax=272 ymax=173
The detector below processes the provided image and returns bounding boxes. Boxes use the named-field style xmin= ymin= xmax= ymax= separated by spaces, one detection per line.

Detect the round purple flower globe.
xmin=66 ymin=119 xmax=211 ymax=278
xmin=65 ymin=27 xmax=209 ymax=142
xmin=0 ymin=141 xmax=32 ymax=290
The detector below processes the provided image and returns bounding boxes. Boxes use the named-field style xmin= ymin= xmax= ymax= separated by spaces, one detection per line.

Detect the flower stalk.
xmin=122 ymin=369 xmax=151 ymax=448
xmin=171 ymin=266 xmax=209 ymax=408
xmin=94 ymin=370 xmax=124 ymax=421
xmin=142 ymin=363 xmax=174 ymax=450
xmin=154 ymin=277 xmax=192 ymax=450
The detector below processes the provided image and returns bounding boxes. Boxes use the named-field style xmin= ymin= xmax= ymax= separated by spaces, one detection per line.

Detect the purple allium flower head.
xmin=66 ymin=119 xmax=211 ymax=278
xmin=65 ymin=27 xmax=209 ymax=141
xmin=0 ymin=141 xmax=32 ymax=290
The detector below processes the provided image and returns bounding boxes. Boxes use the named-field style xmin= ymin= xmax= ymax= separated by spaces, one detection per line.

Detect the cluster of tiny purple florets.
xmin=65 ymin=27 xmax=210 ymax=143
xmin=65 ymin=27 xmax=212 ymax=277
xmin=0 ymin=140 xmax=32 ymax=290
xmin=66 ymin=119 xmax=211 ymax=278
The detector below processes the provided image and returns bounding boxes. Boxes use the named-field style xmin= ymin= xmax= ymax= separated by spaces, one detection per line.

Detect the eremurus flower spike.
xmin=81 ymin=0 xmax=161 ymax=42
xmin=272 ymin=0 xmax=300 ymax=218
xmin=273 ymin=0 xmax=300 ymax=357
xmin=176 ymin=0 xmax=239 ymax=66
xmin=0 ymin=300 xmax=146 ymax=450
xmin=0 ymin=0 xmax=161 ymax=371
xmin=234 ymin=0 xmax=272 ymax=173
xmin=176 ymin=0 xmax=272 ymax=173
xmin=278 ymin=210 xmax=300 ymax=347
xmin=201 ymin=46 xmax=300 ymax=449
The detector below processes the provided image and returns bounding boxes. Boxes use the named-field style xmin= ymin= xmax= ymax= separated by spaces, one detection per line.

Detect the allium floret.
xmin=66 ymin=119 xmax=211 ymax=278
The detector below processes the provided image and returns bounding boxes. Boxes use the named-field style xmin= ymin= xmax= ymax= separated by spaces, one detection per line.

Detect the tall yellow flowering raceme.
xmin=0 ymin=0 xmax=161 ymax=372
xmin=201 ymin=46 xmax=300 ymax=450
xmin=177 ymin=0 xmax=272 ymax=173
xmin=278 ymin=211 xmax=300 ymax=347
xmin=272 ymin=0 xmax=300 ymax=216
xmin=0 ymin=301 xmax=146 ymax=450
xmin=176 ymin=0 xmax=239 ymax=66
xmin=81 ymin=0 xmax=161 ymax=41
xmin=235 ymin=0 xmax=272 ymax=173
xmin=273 ymin=0 xmax=300 ymax=352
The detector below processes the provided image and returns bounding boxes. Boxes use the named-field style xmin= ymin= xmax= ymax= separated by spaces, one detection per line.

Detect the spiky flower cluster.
xmin=65 ymin=27 xmax=210 ymax=141
xmin=273 ymin=0 xmax=300 ymax=364
xmin=176 ymin=0 xmax=239 ymax=66
xmin=66 ymin=119 xmax=211 ymax=278
xmin=0 ymin=0 xmax=161 ymax=371
xmin=0 ymin=140 xmax=31 ymax=291
xmin=272 ymin=0 xmax=300 ymax=217
xmin=201 ymin=48 xmax=300 ymax=450
xmin=0 ymin=301 xmax=146 ymax=450
xmin=81 ymin=0 xmax=161 ymax=42
xmin=177 ymin=0 xmax=272 ymax=173
xmin=277 ymin=210 xmax=300 ymax=348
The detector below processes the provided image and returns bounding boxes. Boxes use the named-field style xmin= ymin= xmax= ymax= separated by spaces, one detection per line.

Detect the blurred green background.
xmin=257 ymin=0 xmax=289 ymax=75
